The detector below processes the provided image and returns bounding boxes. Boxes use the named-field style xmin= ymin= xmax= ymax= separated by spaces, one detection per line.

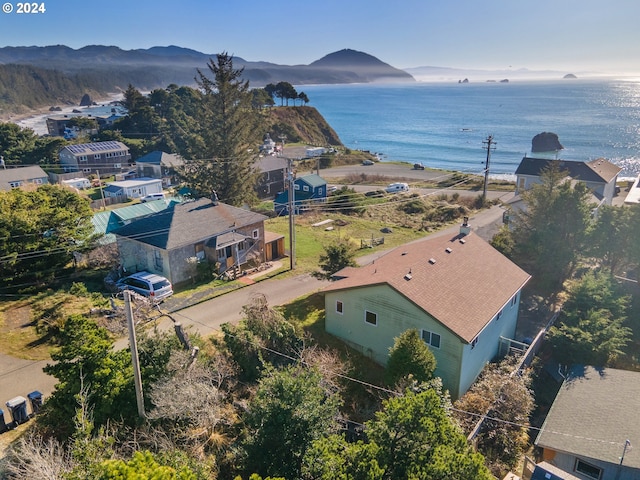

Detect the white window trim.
xmin=336 ymin=300 xmax=343 ymax=314
xmin=364 ymin=310 xmax=377 ymax=326
xmin=421 ymin=329 xmax=441 ymax=349
xmin=574 ymin=458 xmax=602 ymax=480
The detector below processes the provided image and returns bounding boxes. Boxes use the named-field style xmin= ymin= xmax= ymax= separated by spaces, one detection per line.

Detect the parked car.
xmin=413 ymin=163 xmax=425 ymax=170
xmin=141 ymin=192 xmax=165 ymax=202
xmin=385 ymin=182 xmax=410 ymax=193
xmin=116 ymin=271 xmax=173 ymax=302
xmin=362 ymin=159 xmax=374 ymax=166
xmin=327 ymin=184 xmax=338 ymax=193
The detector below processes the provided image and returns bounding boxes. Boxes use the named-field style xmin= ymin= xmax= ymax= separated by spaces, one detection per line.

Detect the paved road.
xmin=0 ymin=197 xmax=511 ymax=415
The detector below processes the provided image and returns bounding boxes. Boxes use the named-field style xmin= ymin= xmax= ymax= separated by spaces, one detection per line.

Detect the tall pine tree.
xmin=184 ymin=53 xmax=264 ymax=206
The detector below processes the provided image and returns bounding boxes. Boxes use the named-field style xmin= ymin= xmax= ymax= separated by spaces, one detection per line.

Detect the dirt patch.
xmin=0 ymin=305 xmax=32 ymax=332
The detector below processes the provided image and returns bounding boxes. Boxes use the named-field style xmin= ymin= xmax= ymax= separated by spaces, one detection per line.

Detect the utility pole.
xmin=124 ymin=291 xmax=145 ymax=419
xmin=287 ymin=158 xmax=296 ymax=270
xmin=482 ymin=135 xmax=496 ymax=204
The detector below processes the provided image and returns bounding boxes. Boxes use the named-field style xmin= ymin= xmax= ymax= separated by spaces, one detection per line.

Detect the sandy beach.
xmin=1 ymin=92 xmax=124 ymax=135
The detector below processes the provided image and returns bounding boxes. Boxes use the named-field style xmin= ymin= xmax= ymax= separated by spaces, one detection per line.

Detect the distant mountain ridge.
xmin=0 ymin=45 xmax=414 ymax=88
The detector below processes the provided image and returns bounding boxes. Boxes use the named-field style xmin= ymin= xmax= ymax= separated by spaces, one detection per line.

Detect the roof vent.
xmin=445 ymin=247 xmax=452 ymax=253
xmin=404 ymin=273 xmax=412 ymax=281
xmin=401 ymin=252 xmax=408 ymax=256
xmin=428 ymin=258 xmax=436 ymax=264
xmin=459 ymin=238 xmax=466 ymax=244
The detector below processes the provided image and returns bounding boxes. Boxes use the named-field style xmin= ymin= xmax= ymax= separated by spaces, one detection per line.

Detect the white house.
xmin=514 ymin=157 xmax=621 ymax=206
xmin=103 ymin=177 xmax=163 ymax=201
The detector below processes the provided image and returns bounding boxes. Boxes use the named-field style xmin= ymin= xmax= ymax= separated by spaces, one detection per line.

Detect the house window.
xmin=79 ymin=155 xmax=87 ymax=162
xmin=114 ymin=163 xmax=121 ymax=168
xmin=303 ymin=185 xmax=309 ymax=192
xmin=336 ymin=300 xmax=343 ymax=314
xmin=294 ymin=184 xmax=300 ymax=190
xmin=252 ymin=229 xmax=259 ymax=239
xmin=471 ymin=337 xmax=479 ymax=349
xmin=364 ymin=310 xmax=377 ymax=326
xmin=94 ymin=154 xmax=101 ymax=160
xmin=238 ymin=240 xmax=246 ymax=251
xmin=9 ymin=181 xmax=22 ymax=188
xmin=421 ymin=330 xmax=441 ymax=349
xmin=216 ymin=248 xmax=225 ymax=258
xmin=195 ymin=242 xmax=205 ymax=260
xmin=34 ymin=179 xmax=43 ymax=184
xmin=574 ymin=459 xmax=602 ymax=480
xmin=82 ymin=168 xmax=92 ymax=173
xmin=154 ymin=250 xmax=163 ymax=269
xmin=511 ymin=294 xmax=518 ymax=307
xmin=496 ymin=309 xmax=503 ymax=321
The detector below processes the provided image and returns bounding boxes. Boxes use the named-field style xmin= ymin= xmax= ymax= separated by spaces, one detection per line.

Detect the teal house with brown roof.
xmin=324 ymin=225 xmax=530 ymax=399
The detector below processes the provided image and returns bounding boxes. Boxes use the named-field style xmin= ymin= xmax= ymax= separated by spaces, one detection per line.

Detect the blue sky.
xmin=1 ymin=0 xmax=639 ymax=73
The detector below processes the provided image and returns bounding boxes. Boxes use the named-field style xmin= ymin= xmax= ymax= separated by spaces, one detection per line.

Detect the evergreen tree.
xmin=0 ymin=185 xmax=96 ymax=286
xmin=183 ymin=53 xmax=264 ymax=206
xmin=314 ymin=241 xmax=357 ymax=279
xmin=386 ymin=329 xmax=436 ymax=385
xmin=511 ymin=163 xmax=593 ymax=292
xmin=243 ymin=365 xmax=342 ymax=479
xmin=547 ymin=271 xmax=631 ymax=366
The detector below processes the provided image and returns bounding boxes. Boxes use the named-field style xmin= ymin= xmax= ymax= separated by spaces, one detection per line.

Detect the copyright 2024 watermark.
xmin=3 ymin=2 xmax=47 ymax=13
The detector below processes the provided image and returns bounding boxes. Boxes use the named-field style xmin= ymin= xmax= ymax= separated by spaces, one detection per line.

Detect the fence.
xmin=360 ymin=236 xmax=385 ymax=249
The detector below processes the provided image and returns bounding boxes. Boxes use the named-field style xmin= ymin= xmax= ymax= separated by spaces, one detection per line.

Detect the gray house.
xmin=535 ymin=366 xmax=640 ymax=480
xmin=135 ymin=151 xmax=184 ymax=187
xmin=0 ymin=166 xmax=49 ymax=191
xmin=59 ymin=141 xmax=131 ymax=176
xmin=114 ymin=197 xmax=268 ymax=286
xmin=515 ymin=157 xmax=621 ymax=205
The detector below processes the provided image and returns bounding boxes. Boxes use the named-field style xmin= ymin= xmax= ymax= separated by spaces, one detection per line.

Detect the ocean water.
xmin=302 ymin=79 xmax=640 ymax=178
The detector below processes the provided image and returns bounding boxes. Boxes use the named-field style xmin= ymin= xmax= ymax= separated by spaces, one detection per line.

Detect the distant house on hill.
xmin=514 ymin=157 xmax=621 ymax=206
xmin=535 ymin=366 xmax=640 ymax=480
xmin=113 ymin=197 xmax=273 ymax=286
xmin=0 ymin=166 xmax=49 ymax=191
xmin=274 ymin=173 xmax=327 ymax=215
xmin=323 ymin=223 xmax=531 ymax=399
xmin=59 ymin=141 xmax=131 ymax=177
xmin=135 ymin=151 xmax=184 ymax=187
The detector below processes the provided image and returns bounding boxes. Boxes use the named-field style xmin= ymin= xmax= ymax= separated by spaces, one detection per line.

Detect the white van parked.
xmin=140 ymin=192 xmax=165 ymax=202
xmin=385 ymin=182 xmax=409 ymax=194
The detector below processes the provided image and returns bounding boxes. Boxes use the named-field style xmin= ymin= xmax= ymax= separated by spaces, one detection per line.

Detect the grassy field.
xmin=265 ymin=210 xmax=428 ymax=272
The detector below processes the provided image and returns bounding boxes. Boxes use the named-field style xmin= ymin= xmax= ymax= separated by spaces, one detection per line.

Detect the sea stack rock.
xmin=563 ymin=73 xmax=577 ymax=79
xmin=532 ymin=132 xmax=564 ymax=153
xmin=79 ymin=93 xmax=93 ymax=106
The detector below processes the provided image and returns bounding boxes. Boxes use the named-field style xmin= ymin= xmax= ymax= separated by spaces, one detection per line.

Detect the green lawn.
xmin=265 ymin=211 xmax=428 ymax=273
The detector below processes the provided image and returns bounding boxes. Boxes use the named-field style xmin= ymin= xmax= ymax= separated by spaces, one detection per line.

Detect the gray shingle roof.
xmin=0 ymin=166 xmax=48 ymax=188
xmin=113 ymin=197 xmax=267 ymax=250
xmin=535 ymin=366 xmax=640 ymax=469
xmin=515 ymin=157 xmax=621 ymax=183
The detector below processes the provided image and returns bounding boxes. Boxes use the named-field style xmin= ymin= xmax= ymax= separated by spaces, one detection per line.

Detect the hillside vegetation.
xmin=0 ymin=64 xmax=107 ymax=115
xmin=265 ymin=106 xmax=342 ymax=146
